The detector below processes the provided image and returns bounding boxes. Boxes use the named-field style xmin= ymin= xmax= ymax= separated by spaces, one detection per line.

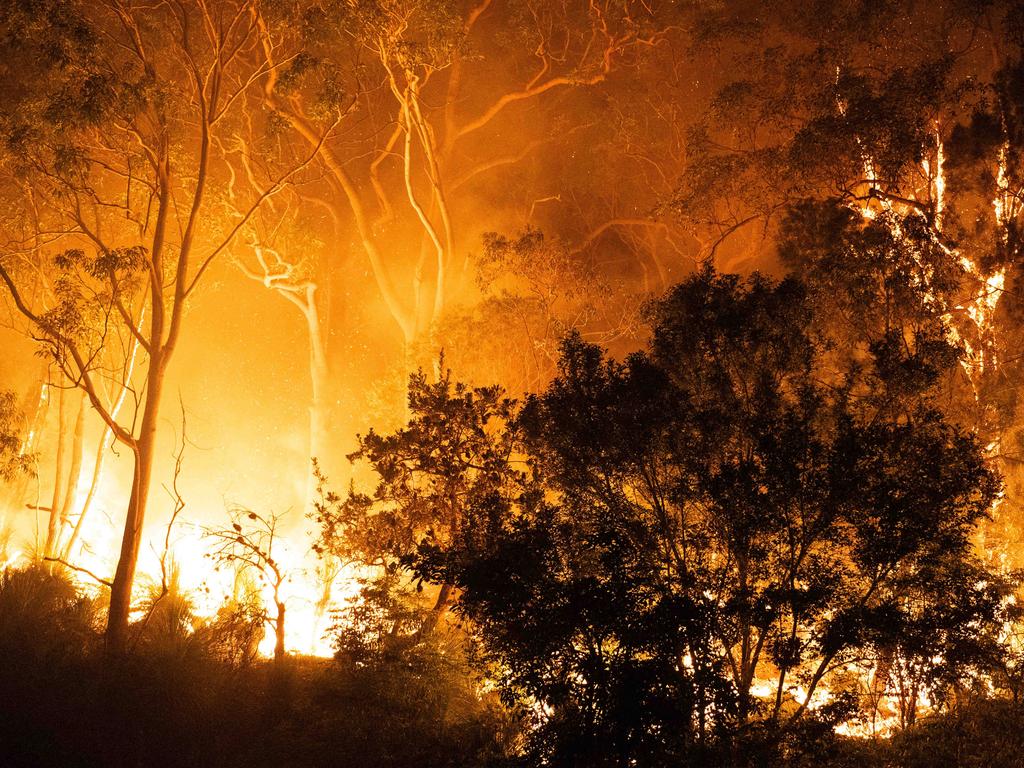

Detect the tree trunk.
xmin=60 ymin=426 xmax=111 ymax=561
xmin=274 ymin=600 xmax=286 ymax=665
xmin=312 ymin=555 xmax=339 ymax=649
xmin=105 ymin=366 xmax=164 ymax=653
xmin=416 ymin=582 xmax=453 ymax=640
xmin=44 ymin=383 xmax=69 ymax=560
xmin=869 ymin=645 xmax=895 ymax=732
xmin=56 ymin=391 xmax=86 ymax=554
xmin=305 ymin=298 xmax=331 ymax=512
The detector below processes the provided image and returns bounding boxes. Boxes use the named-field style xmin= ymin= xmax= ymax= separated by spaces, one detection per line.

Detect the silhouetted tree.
xmin=411 ymin=268 xmax=1007 ymax=766
xmin=316 ymin=365 xmax=520 ymax=646
xmin=206 ymin=508 xmax=290 ymax=665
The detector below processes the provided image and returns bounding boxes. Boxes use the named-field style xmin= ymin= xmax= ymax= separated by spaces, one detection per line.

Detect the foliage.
xmin=0 ymin=564 xmax=101 ymax=660
xmin=315 ymin=365 xmax=521 ymax=569
xmin=200 ymin=586 xmax=266 ymax=669
xmin=132 ymin=561 xmax=199 ymax=656
xmin=0 ymin=562 xmax=518 ymax=768
xmin=671 ymin=1 xmax=1008 ymax=242
xmin=408 ymin=267 xmax=1007 ymax=766
xmin=777 ymin=201 xmax=967 ymax=420
xmin=437 ymin=229 xmax=644 ymax=395
xmin=888 ymin=699 xmax=1024 ymax=768
xmin=331 ymin=567 xmax=433 ymax=663
xmin=0 ymin=389 xmax=29 ymax=480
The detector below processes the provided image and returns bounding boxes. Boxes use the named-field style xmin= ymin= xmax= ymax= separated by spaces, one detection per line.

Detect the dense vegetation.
xmin=1 ymin=0 xmax=1024 ymax=766
xmin=3 ymin=262 xmax=1024 ymax=764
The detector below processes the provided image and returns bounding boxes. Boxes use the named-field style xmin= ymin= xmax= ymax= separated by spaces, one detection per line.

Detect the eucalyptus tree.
xmin=673 ymin=0 xmax=1024 ymax=570
xmin=215 ymin=0 xmax=682 ymax=505
xmin=254 ymin=0 xmax=676 ymax=355
xmin=0 ymin=0 xmax=327 ymax=650
xmin=314 ymin=364 xmax=520 ymax=642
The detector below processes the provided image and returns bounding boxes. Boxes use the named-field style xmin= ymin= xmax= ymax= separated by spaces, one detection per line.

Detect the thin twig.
xmin=43 ymin=556 xmax=112 ymax=588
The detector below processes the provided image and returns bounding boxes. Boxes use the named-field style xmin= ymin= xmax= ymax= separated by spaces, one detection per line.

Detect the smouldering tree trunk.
xmin=273 ymin=599 xmax=286 ymax=666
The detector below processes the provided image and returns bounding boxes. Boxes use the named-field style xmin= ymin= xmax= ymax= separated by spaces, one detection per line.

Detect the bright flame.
xmin=994 ymin=142 xmax=1015 ymax=229
xmin=58 ymin=469 xmax=357 ymax=658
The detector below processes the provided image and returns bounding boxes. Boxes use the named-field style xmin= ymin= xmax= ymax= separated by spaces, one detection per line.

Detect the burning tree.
xmin=674 ymin=0 xmax=1024 ymax=575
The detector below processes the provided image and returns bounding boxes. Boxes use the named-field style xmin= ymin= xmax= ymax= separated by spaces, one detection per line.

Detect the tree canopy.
xmin=310 ymin=266 xmax=1011 ymax=766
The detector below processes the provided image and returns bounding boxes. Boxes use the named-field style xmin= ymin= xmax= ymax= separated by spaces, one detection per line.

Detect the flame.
xmin=0 ymin=548 xmax=23 ymax=571
xmin=54 ymin=467 xmax=356 ymax=658
xmin=952 ymin=143 xmax=1008 ymax=381
xmin=922 ymin=125 xmax=946 ymax=225
xmin=994 ymin=142 xmax=1015 ymax=229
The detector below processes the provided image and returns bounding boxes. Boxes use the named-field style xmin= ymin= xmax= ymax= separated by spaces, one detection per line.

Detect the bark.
xmin=55 ymin=391 xmax=86 ymax=553
xmin=274 ymin=600 xmax=286 ymax=665
xmin=305 ymin=298 xmax=331 ymax=512
xmin=416 ymin=582 xmax=453 ymax=640
xmin=60 ymin=426 xmax=111 ymax=561
xmin=105 ymin=362 xmax=165 ymax=653
xmin=44 ymin=383 xmax=68 ymax=560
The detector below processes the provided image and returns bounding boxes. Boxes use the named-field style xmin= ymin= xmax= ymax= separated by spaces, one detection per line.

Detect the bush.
xmin=0 ymin=564 xmax=519 ymax=768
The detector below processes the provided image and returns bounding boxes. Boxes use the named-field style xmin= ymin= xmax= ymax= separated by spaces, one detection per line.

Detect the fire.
xmin=993 ymin=142 xmax=1018 ymax=229
xmin=30 ymin=462 xmax=358 ymax=658
xmin=154 ymin=524 xmax=353 ymax=658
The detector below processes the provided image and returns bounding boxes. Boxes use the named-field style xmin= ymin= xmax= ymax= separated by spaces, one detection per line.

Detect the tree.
xmin=206 ymin=507 xmax=291 ymax=665
xmin=776 ymin=201 xmax=965 ymax=420
xmin=670 ymin=0 xmax=1024 ymax=575
xmin=315 ymin=363 xmax=520 ymax=643
xmin=218 ymin=0 xmax=686 ymax=508
xmin=234 ymin=218 xmax=341 ymax=507
xmin=254 ymin=0 xmax=672 ymax=356
xmin=0 ymin=0 xmax=327 ymax=650
xmin=671 ymin=1 xmax=1024 ymax=411
xmin=670 ymin=1 xmax=1015 ymax=250
xmin=437 ymin=228 xmax=645 ymax=395
xmin=412 ymin=268 xmax=1007 ymax=765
